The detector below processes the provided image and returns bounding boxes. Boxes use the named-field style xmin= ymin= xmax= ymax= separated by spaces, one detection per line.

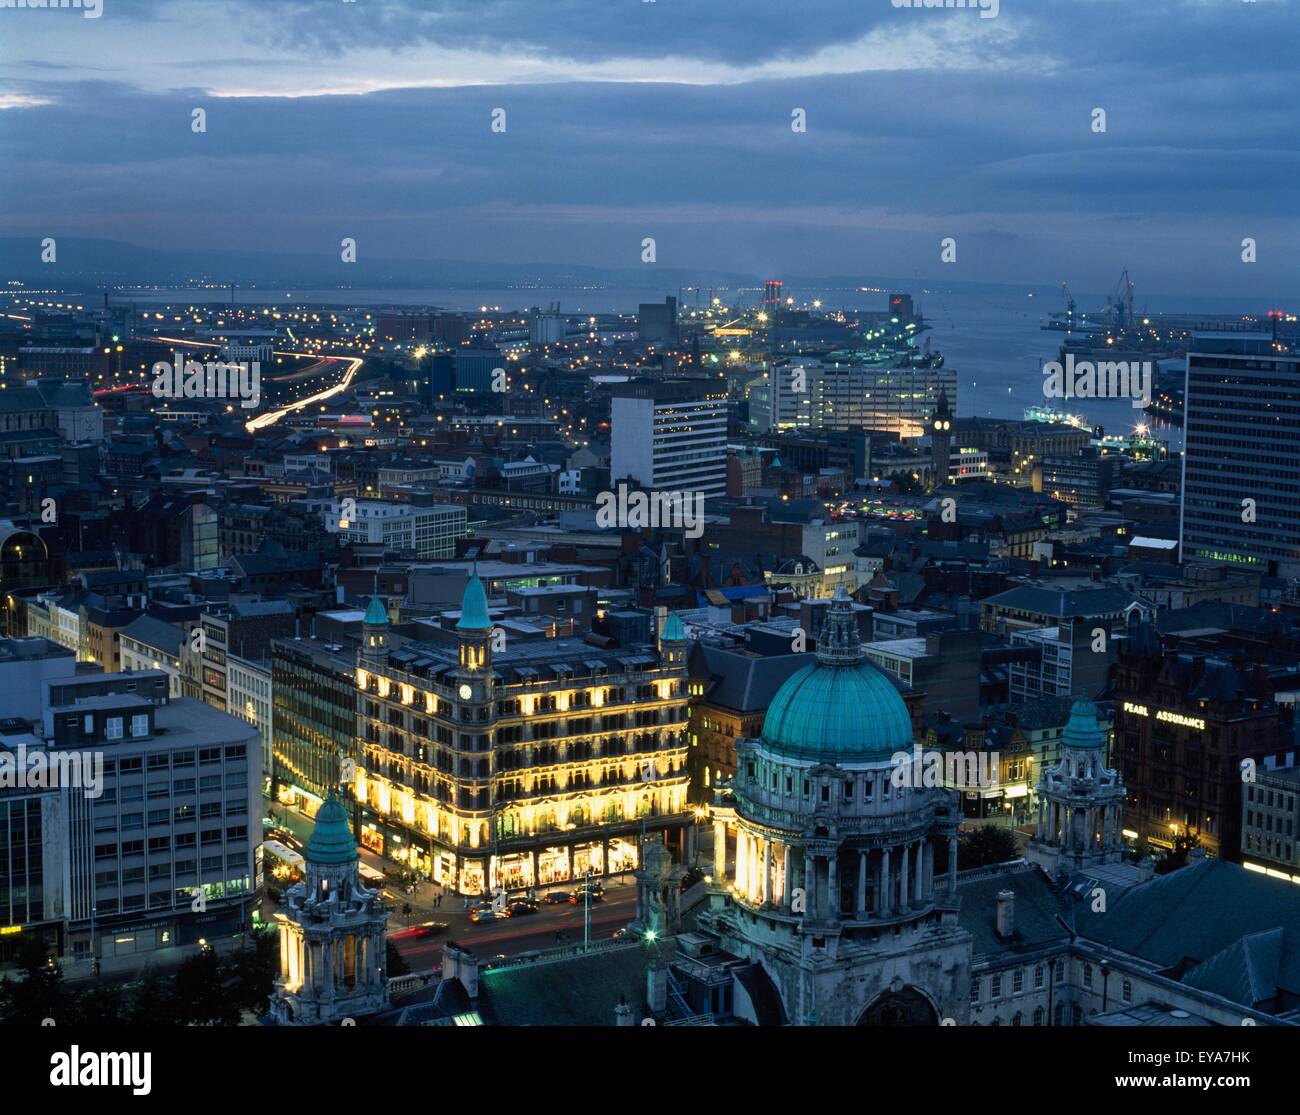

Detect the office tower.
xmin=1181 ymin=334 xmax=1300 ymax=575
xmin=610 ymin=377 xmax=728 ymax=497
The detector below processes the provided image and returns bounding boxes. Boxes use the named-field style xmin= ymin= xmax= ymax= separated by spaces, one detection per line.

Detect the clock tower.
xmin=929 ymin=387 xmax=953 ymax=490
xmin=454 ymin=564 xmax=495 ymax=706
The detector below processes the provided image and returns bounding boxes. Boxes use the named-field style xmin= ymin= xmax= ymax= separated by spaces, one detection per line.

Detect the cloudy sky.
xmin=1 ymin=0 xmax=1297 ymax=298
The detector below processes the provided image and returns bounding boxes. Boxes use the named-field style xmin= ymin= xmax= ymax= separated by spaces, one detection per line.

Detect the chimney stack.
xmin=995 ymin=889 xmax=1016 ymax=939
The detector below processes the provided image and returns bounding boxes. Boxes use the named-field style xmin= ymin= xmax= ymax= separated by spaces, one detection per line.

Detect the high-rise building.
xmin=610 ymin=378 xmax=728 ymax=497
xmin=1180 ymin=334 xmax=1300 ymax=576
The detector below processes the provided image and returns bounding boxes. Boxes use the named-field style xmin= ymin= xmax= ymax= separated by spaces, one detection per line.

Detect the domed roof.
xmin=660 ymin=611 xmax=685 ymax=642
xmin=456 ymin=565 xmax=492 ymax=631
xmin=363 ymin=596 xmax=389 ymax=626
xmin=305 ymin=791 xmax=358 ymax=864
xmin=1062 ymin=699 xmax=1105 ymax=750
xmin=762 ymin=661 xmax=914 ymax=762
xmin=760 ymin=586 xmax=913 ymax=763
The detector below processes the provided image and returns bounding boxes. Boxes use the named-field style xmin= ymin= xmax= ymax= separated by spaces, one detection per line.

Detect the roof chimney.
xmin=995 ymin=889 xmax=1015 ymax=939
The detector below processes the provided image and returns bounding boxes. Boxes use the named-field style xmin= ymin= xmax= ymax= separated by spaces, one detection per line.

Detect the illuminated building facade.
xmin=271 ymin=636 xmax=357 ymax=813
xmin=762 ymin=360 xmax=956 ymax=440
xmin=354 ymin=576 xmax=691 ymax=895
xmin=271 ymin=792 xmax=389 ymax=1025
xmin=701 ymin=588 xmax=971 ymax=1025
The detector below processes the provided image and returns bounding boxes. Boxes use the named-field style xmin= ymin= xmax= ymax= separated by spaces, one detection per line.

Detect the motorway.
xmin=244 ymin=354 xmax=363 ymax=432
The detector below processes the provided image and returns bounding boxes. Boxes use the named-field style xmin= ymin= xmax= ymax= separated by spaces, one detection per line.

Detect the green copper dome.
xmin=661 ymin=611 xmax=686 ymax=642
xmin=456 ymin=567 xmax=492 ymax=631
xmin=1062 ymin=699 xmax=1104 ymax=749
xmin=762 ymin=661 xmax=914 ymax=762
xmin=760 ymin=586 xmax=913 ymax=763
xmin=363 ymin=596 xmax=389 ymax=626
xmin=304 ymin=792 xmax=358 ymax=865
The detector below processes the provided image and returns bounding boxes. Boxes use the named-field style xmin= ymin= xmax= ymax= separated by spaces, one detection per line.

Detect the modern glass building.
xmin=1180 ymin=335 xmax=1300 ymax=576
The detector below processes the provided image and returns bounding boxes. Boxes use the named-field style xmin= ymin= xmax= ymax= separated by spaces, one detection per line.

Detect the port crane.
xmin=1105 ymin=269 xmax=1136 ymax=330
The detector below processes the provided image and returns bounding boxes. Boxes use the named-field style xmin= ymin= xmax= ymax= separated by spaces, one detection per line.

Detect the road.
xmin=245 ymin=354 xmax=362 ymax=432
xmin=262 ymin=801 xmax=639 ymax=975
xmin=389 ymin=884 xmax=638 ymax=973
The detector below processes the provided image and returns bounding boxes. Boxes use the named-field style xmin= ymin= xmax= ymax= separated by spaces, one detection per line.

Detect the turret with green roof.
xmin=304 ymin=791 xmax=358 ymax=865
xmin=457 ymin=564 xmax=492 ymax=632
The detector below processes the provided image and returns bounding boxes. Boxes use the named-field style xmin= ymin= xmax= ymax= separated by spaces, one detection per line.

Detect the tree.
xmin=220 ymin=920 xmax=279 ymax=1018
xmin=386 ymin=940 xmax=410 ymax=978
xmin=1155 ymin=829 xmax=1201 ymax=876
xmin=0 ymin=932 xmax=67 ymax=1026
xmin=127 ymin=968 xmax=180 ymax=1026
xmin=72 ymin=980 xmax=125 ymax=1026
xmin=173 ymin=947 xmax=240 ymax=1026
xmin=958 ymin=826 xmax=1020 ymax=869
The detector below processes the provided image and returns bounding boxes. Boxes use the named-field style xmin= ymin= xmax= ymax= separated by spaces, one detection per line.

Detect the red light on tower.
xmin=764 ymin=280 xmax=783 ymax=307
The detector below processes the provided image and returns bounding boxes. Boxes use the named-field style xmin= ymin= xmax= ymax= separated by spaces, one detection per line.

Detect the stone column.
xmin=856 ymin=850 xmax=867 ymax=916
xmin=1036 ymin=796 xmax=1045 ymax=840
xmin=762 ymin=839 xmax=772 ymax=904
xmin=947 ymin=834 xmax=957 ymax=893
xmin=880 ymin=848 xmax=892 ymax=916
xmin=828 ymin=854 xmax=839 ymax=916
xmin=900 ymin=844 xmax=910 ymax=909
xmin=782 ymin=844 xmax=793 ymax=906
xmin=714 ymin=818 xmax=727 ymax=879
xmin=803 ymin=850 xmax=815 ymax=917
xmin=924 ymin=840 xmax=934 ymax=899
xmin=913 ymin=840 xmax=923 ymax=901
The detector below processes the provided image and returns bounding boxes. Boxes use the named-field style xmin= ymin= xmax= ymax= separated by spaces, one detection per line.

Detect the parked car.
xmin=543 ymin=890 xmax=572 ymax=905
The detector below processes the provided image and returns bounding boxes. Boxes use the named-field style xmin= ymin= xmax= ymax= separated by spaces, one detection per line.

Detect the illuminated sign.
xmin=1122 ymin=701 xmax=1205 ymax=731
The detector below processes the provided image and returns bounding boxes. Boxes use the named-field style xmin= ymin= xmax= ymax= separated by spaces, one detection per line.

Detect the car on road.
xmin=507 ymin=900 xmax=539 ymax=918
xmin=543 ymin=890 xmax=572 ymax=904
xmin=571 ymin=883 xmax=604 ymax=903
xmin=469 ymin=905 xmax=506 ymax=923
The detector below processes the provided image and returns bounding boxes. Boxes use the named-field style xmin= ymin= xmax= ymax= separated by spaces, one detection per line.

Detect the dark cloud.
xmin=0 ymin=0 xmax=1297 ymax=298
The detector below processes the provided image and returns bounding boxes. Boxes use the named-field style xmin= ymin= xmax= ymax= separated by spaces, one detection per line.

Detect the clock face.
xmin=458 ymin=683 xmax=473 ymax=700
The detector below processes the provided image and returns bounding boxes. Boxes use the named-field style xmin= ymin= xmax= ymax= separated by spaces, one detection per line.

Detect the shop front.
xmin=573 ymin=841 xmax=604 ymax=878
xmin=607 ymin=838 xmax=639 ymax=874
xmin=459 ymin=859 xmax=487 ymax=896
xmin=531 ymin=846 xmax=565 ymax=885
xmin=359 ymin=823 xmax=384 ymax=855
xmin=494 ymin=852 xmax=535 ymax=891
